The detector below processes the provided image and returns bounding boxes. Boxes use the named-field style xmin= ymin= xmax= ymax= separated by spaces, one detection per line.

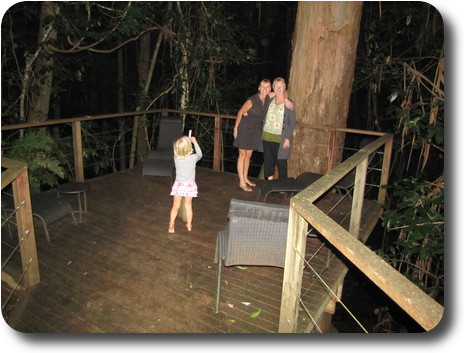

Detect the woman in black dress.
xmin=233 ymin=79 xmax=272 ymax=191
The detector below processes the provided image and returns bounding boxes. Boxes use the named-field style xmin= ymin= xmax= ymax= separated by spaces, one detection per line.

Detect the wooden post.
xmin=316 ymin=312 xmax=333 ymax=333
xmin=324 ymin=283 xmax=343 ymax=315
xmin=378 ymin=136 xmax=393 ymax=205
xmin=12 ymin=167 xmax=40 ymax=288
xmin=279 ymin=207 xmax=308 ymax=332
xmin=72 ymin=120 xmax=85 ymax=182
xmin=213 ymin=116 xmax=222 ymax=172
xmin=326 ymin=129 xmax=336 ymax=173
xmin=299 ymin=203 xmax=443 ymax=331
xmin=349 ymin=158 xmax=368 ymax=239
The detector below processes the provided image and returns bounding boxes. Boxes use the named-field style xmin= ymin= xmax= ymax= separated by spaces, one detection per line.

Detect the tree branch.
xmin=47 ymin=24 xmax=175 ymax=54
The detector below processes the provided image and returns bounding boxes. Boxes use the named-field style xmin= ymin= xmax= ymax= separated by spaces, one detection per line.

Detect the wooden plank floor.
xmin=2 ymin=167 xmax=381 ymax=333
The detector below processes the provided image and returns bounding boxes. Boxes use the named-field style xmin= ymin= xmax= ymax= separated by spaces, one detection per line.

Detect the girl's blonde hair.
xmin=173 ymin=136 xmax=193 ymax=159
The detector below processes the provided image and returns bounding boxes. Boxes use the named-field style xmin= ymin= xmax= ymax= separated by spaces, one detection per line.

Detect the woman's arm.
xmin=234 ymin=99 xmax=253 ymax=139
xmin=282 ymin=104 xmax=297 ymax=147
xmin=287 ymin=106 xmax=297 ymax=136
xmin=269 ymin=91 xmax=294 ymax=110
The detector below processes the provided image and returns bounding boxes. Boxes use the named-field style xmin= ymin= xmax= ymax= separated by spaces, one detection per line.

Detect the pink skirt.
xmin=170 ymin=181 xmax=198 ymax=198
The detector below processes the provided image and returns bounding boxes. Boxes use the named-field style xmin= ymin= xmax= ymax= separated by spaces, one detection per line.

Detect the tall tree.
xmin=23 ymin=2 xmax=59 ymax=123
xmin=287 ymin=1 xmax=363 ymax=176
xmin=129 ymin=26 xmax=167 ymax=168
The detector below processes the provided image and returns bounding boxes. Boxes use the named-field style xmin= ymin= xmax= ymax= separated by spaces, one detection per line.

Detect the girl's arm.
xmin=189 ymin=137 xmax=203 ymax=160
xmin=192 ymin=142 xmax=202 ymax=160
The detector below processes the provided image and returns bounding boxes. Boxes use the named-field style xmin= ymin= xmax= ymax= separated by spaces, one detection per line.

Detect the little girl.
xmin=169 ymin=136 xmax=202 ymax=233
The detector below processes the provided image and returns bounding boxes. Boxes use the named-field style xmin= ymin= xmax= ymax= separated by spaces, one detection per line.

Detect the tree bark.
xmin=27 ymin=1 xmax=59 ymax=123
xmin=128 ymin=28 xmax=165 ymax=168
xmin=137 ymin=32 xmax=152 ymax=164
xmin=287 ymin=1 xmax=363 ymax=176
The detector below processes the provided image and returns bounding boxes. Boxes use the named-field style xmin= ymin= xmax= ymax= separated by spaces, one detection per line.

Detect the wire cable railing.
xmin=279 ymin=134 xmax=444 ymax=332
xmin=296 ymin=248 xmax=369 ymax=333
xmin=1 ymin=158 xmax=41 ymax=313
xmin=2 ymin=110 xmax=407 ymax=332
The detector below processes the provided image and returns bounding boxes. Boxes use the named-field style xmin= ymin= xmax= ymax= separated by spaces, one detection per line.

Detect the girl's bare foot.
xmin=186 ymin=223 xmax=192 ymax=232
xmin=168 ymin=223 xmax=175 ymax=233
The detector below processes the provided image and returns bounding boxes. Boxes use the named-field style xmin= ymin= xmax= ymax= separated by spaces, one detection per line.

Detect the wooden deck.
xmin=2 ymin=167 xmax=381 ymax=333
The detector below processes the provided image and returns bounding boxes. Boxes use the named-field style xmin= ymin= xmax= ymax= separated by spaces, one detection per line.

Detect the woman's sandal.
xmin=168 ymin=223 xmax=175 ymax=233
xmin=239 ymin=184 xmax=253 ymax=192
xmin=245 ymin=180 xmax=256 ymax=187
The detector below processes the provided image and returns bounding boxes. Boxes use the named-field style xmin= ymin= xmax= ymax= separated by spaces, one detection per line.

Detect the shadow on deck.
xmin=2 ymin=167 xmax=381 ymax=333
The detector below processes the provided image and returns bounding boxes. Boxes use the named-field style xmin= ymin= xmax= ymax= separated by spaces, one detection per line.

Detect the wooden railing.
xmin=2 ymin=110 xmax=443 ymax=332
xmin=1 ymin=109 xmax=383 ymax=182
xmin=1 ymin=109 xmax=237 ymax=181
xmin=278 ymin=134 xmax=444 ymax=332
xmin=1 ymin=158 xmax=41 ymax=296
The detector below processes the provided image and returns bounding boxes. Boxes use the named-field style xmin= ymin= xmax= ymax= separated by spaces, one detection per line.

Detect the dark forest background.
xmin=2 ymin=2 xmax=297 ymax=119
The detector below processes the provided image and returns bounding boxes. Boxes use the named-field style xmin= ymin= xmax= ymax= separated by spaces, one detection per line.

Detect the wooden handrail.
xmin=4 ymin=110 xmax=432 ymax=331
xmin=296 ymin=134 xmax=392 ymax=204
xmin=0 ymin=109 xmax=237 ymax=131
xmin=1 ymin=109 xmax=385 ymax=179
xmin=1 ymin=158 xmax=27 ymax=189
xmin=301 ymin=203 xmax=443 ymax=331
xmin=279 ymin=135 xmax=444 ymax=332
xmin=2 ymin=109 xmax=238 ymax=177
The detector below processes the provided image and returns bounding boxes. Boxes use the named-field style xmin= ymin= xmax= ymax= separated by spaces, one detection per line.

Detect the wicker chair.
xmin=215 ymin=198 xmax=289 ymax=313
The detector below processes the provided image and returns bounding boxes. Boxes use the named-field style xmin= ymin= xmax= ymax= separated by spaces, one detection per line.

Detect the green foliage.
xmin=53 ymin=2 xmax=151 ymax=46
xmin=81 ymin=120 xmax=115 ymax=176
xmin=350 ymin=3 xmax=445 ymax=310
xmin=381 ymin=177 xmax=444 ymax=301
xmin=5 ymin=131 xmax=68 ymax=191
xmin=353 ymin=3 xmax=444 ymax=304
xmin=355 ymin=2 xmax=444 ymax=178
xmin=166 ymin=1 xmax=258 ymax=113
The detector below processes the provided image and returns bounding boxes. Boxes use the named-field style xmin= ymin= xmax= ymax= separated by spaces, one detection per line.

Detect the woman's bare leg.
xmin=237 ymin=149 xmax=252 ymax=191
xmin=243 ymin=149 xmax=255 ymax=186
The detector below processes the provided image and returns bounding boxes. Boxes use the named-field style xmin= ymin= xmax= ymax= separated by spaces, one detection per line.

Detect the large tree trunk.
xmin=287 ymin=1 xmax=363 ymax=176
xmin=27 ymin=1 xmax=58 ymax=123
